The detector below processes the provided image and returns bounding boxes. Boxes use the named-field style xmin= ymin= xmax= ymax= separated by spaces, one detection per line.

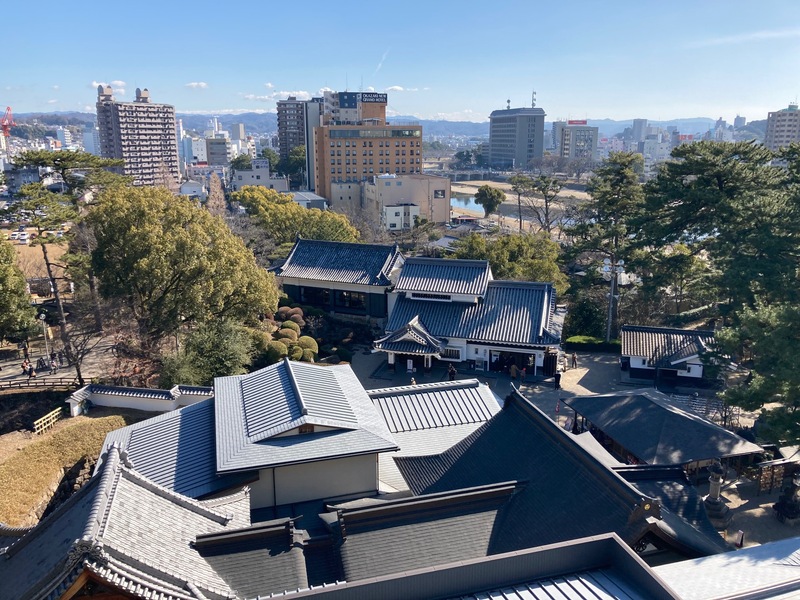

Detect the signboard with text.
xmin=360 ymin=92 xmax=388 ymax=103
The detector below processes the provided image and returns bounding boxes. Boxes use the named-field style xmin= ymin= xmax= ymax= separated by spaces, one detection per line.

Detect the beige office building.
xmin=96 ymin=86 xmax=180 ymax=187
xmin=363 ymin=174 xmax=451 ymax=228
xmin=764 ymin=103 xmax=800 ymax=151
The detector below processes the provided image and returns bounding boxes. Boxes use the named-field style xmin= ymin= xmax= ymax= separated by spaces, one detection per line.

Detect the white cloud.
xmin=385 ymin=86 xmax=419 ymax=93
xmin=374 ymin=49 xmax=390 ymax=75
xmin=687 ymin=28 xmax=800 ymax=48
xmin=427 ymin=109 xmax=487 ymax=122
xmin=243 ymin=94 xmax=273 ymax=102
xmin=110 ymin=80 xmax=126 ymax=87
xmin=364 ymin=86 xmax=376 ymax=92
xmin=264 ymin=82 xmax=274 ymax=89
xmin=47 ymin=99 xmax=58 ymax=104
xmin=185 ymin=82 xmax=208 ymax=89
xmin=243 ymin=90 xmax=312 ymax=103
xmin=90 ymin=80 xmax=126 ymax=96
xmin=52 ymin=85 xmax=60 ymax=91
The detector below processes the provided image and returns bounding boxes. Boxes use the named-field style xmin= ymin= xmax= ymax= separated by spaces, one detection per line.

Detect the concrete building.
xmin=734 ymin=115 xmax=747 ymax=129
xmin=488 ymin=105 xmax=546 ymax=170
xmin=362 ymin=173 xmax=451 ymax=229
xmin=230 ymin=158 xmax=289 ymax=192
xmin=764 ymin=103 xmax=800 ymax=151
xmin=631 ymin=118 xmax=648 ymax=143
xmin=558 ymin=121 xmax=599 ymax=161
xmin=304 ymin=98 xmax=323 ymax=191
xmin=205 ymin=136 xmax=233 ymax=166
xmin=230 ymin=122 xmax=246 ymax=141
xmin=190 ymin=138 xmax=208 ymax=163
xmin=314 ymin=120 xmax=423 ymax=202
xmin=82 ymin=123 xmax=100 ymax=155
xmin=277 ymin=96 xmax=307 ymax=161
xmin=95 ymin=86 xmax=180 ymax=187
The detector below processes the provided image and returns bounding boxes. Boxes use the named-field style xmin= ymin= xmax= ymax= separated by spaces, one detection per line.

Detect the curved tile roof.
xmin=275 ymin=238 xmax=403 ymax=286
xmin=621 ymin=325 xmax=714 ymax=367
xmin=394 ymin=257 xmax=492 ymax=296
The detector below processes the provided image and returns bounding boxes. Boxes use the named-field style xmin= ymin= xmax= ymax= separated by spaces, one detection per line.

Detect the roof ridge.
xmin=284 ymin=358 xmax=309 ymax=416
xmin=83 ymin=443 xmax=124 ymax=542
xmin=369 ymin=378 xmax=481 ymax=398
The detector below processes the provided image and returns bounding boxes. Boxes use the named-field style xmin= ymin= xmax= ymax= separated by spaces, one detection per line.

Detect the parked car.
xmin=10 ymin=232 xmax=19 ymax=240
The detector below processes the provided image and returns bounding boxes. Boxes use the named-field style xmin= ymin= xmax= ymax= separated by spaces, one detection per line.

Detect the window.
xmin=298 ymin=424 xmax=314 ymax=434
xmin=334 ymin=290 xmax=366 ymax=310
xmin=442 ymin=348 xmax=461 ymax=360
xmin=389 ymin=223 xmax=397 ymax=228
xmin=395 ymin=211 xmax=401 ymax=216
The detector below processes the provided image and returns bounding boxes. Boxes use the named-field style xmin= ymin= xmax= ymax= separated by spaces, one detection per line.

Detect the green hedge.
xmin=563 ymin=336 xmax=621 ymax=353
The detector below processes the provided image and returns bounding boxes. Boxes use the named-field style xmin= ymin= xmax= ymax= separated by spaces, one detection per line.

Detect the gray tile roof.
xmin=326 ymin=482 xmax=521 ymax=582
xmin=369 ymin=379 xmax=501 ymax=434
xmin=655 ymin=536 xmax=800 ymax=600
xmin=372 ymin=315 xmax=446 ymax=356
xmin=391 ymin=391 xmax=730 ymax=561
xmin=394 ymin=257 xmax=492 ymax=296
xmin=101 ymin=399 xmax=253 ymax=499
xmin=369 ymin=379 xmax=502 ymax=491
xmin=563 ymin=390 xmax=763 ymax=464
xmin=0 ymin=444 xmax=257 ymax=600
xmin=275 ymin=238 xmax=403 ymax=286
xmin=386 ymin=280 xmax=561 ymax=348
xmin=621 ymin=325 xmax=715 ymax=366
xmin=215 ymin=360 xmax=398 ymax=473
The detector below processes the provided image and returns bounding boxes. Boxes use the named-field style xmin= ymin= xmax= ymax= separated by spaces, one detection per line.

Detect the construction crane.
xmin=1 ymin=106 xmax=15 ymax=138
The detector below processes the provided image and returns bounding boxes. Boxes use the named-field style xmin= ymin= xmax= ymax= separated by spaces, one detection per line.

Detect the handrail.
xmin=33 ymin=407 xmax=63 ymax=435
xmin=0 ymin=377 xmax=79 ymax=390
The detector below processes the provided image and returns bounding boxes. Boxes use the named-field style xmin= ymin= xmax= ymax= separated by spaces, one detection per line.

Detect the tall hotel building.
xmin=96 ymin=86 xmax=181 ymax=187
xmin=764 ymin=103 xmax=800 ymax=151
xmin=312 ymin=92 xmax=422 ymax=201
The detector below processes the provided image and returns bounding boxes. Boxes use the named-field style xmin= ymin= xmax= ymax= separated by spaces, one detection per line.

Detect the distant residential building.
xmin=3 ymin=164 xmax=41 ymax=195
xmin=205 ymin=136 xmax=233 ymax=166
xmin=55 ymin=127 xmax=73 ymax=148
xmin=96 ymin=86 xmax=180 ymax=187
xmin=733 ymin=115 xmax=746 ymax=129
xmin=488 ymin=104 xmax=546 ymax=169
xmin=277 ymin=96 xmax=306 ymax=161
xmin=230 ymin=122 xmax=246 ymax=141
xmin=558 ymin=121 xmax=599 ymax=161
xmin=190 ymin=138 xmax=207 ymax=163
xmin=764 ymin=102 xmax=800 ymax=151
xmin=82 ymin=123 xmax=100 ymax=156
xmin=180 ymin=179 xmax=207 ymax=200
xmin=230 ymin=158 xmax=289 ymax=192
xmin=362 ymin=173 xmax=451 ymax=229
xmin=631 ymin=118 xmax=648 ymax=143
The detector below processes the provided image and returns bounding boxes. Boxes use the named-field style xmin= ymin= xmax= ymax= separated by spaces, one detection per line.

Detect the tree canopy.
xmin=230 ymin=154 xmax=253 ymax=171
xmin=473 ymin=185 xmax=505 ymax=217
xmin=451 ymin=232 xmax=568 ymax=294
xmin=230 ymin=186 xmax=359 ymax=248
xmin=89 ymin=186 xmax=279 ymax=348
xmin=12 ymin=149 xmax=124 ymax=196
xmin=0 ymin=240 xmax=37 ymax=341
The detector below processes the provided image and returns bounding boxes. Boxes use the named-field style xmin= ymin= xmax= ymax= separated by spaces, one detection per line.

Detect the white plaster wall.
xmin=89 ymin=392 xmax=177 ymax=413
xmin=250 ymin=468 xmax=276 ymax=507
xmin=274 ymin=454 xmax=377 ymax=505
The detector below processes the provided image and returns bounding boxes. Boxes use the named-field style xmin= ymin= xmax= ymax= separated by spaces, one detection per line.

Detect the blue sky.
xmin=4 ymin=0 xmax=799 ymax=122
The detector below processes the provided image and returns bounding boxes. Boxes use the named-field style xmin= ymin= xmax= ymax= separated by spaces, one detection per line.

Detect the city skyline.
xmin=3 ymin=0 xmax=799 ymax=123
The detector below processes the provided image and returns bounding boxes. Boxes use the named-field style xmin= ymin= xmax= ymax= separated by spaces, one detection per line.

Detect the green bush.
xmin=289 ymin=314 xmax=306 ymax=327
xmin=563 ymin=336 xmax=621 ymax=353
xmin=275 ymin=328 xmax=298 ymax=342
xmin=276 ymin=306 xmax=292 ymax=321
xmin=301 ymin=348 xmax=316 ymax=362
xmin=297 ymin=336 xmax=319 ymax=353
xmin=265 ymin=340 xmax=288 ymax=363
xmin=289 ymin=345 xmax=304 ymax=360
xmin=281 ymin=321 xmax=301 ymax=333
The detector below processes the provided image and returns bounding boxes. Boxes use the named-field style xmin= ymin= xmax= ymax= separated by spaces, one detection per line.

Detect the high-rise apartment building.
xmin=764 ymin=103 xmax=800 ymax=151
xmin=277 ymin=97 xmax=307 ymax=161
xmin=488 ymin=104 xmax=546 ymax=170
xmin=558 ymin=121 xmax=599 ymax=161
xmin=631 ymin=118 xmax=648 ymax=143
xmin=96 ymin=86 xmax=180 ymax=187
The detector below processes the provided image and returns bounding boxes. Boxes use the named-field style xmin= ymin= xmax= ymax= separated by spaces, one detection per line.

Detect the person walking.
xmin=448 ymin=364 xmax=457 ymax=381
xmin=571 ymin=352 xmax=578 ymax=369
xmin=509 ymin=363 xmax=518 ymax=381
xmin=554 ymin=370 xmax=562 ymax=390
xmin=49 ymin=359 xmax=58 ymax=375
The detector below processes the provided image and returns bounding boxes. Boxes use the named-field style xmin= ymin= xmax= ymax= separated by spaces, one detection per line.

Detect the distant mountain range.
xmin=15 ymin=111 xmax=766 ymax=140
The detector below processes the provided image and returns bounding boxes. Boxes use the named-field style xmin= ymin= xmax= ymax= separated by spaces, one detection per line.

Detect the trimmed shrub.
xmin=301 ymin=348 xmax=316 ymax=362
xmin=275 ymin=328 xmax=298 ymax=342
xmin=281 ymin=321 xmax=301 ymax=333
xmin=276 ymin=306 xmax=293 ymax=321
xmin=563 ymin=336 xmax=621 ymax=353
xmin=265 ymin=340 xmax=288 ymax=364
xmin=289 ymin=345 xmax=304 ymax=360
xmin=289 ymin=314 xmax=306 ymax=327
xmin=297 ymin=336 xmax=319 ymax=354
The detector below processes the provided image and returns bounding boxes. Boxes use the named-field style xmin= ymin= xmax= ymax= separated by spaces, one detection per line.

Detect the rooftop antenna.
xmin=507 ymin=98 xmax=511 ymax=110
xmin=531 ymin=90 xmax=537 ymax=108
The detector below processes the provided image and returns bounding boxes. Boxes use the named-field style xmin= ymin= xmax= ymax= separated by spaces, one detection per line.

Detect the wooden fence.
xmin=0 ymin=377 xmax=79 ymax=391
xmin=34 ymin=407 xmax=63 ymax=435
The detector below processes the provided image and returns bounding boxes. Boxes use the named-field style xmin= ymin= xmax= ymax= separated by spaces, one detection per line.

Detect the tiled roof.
xmin=369 ymin=379 xmax=502 ymax=491
xmin=390 ymin=391 xmax=730 ymax=562
xmin=386 ymin=281 xmax=562 ymax=348
xmin=372 ymin=315 xmax=446 ymax=356
xmin=275 ymin=238 xmax=403 ymax=286
xmin=214 ymin=360 xmax=398 ymax=473
xmin=101 ymin=399 xmax=253 ymax=499
xmin=0 ymin=445 xmax=259 ymax=600
xmin=369 ymin=379 xmax=500 ymax=433
xmin=621 ymin=325 xmax=714 ymax=366
xmin=394 ymin=257 xmax=492 ymax=296
xmin=655 ymin=536 xmax=800 ymax=600
xmin=563 ymin=390 xmax=763 ymax=464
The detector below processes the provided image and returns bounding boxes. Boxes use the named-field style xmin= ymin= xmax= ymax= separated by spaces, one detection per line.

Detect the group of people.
xmin=20 ymin=351 xmax=65 ymax=379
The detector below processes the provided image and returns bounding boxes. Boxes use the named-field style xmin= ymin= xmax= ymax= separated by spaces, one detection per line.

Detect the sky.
xmin=3 ymin=0 xmax=800 ymax=123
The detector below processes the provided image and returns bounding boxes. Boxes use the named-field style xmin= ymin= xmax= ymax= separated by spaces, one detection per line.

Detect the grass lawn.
xmin=0 ymin=413 xmax=138 ymax=527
